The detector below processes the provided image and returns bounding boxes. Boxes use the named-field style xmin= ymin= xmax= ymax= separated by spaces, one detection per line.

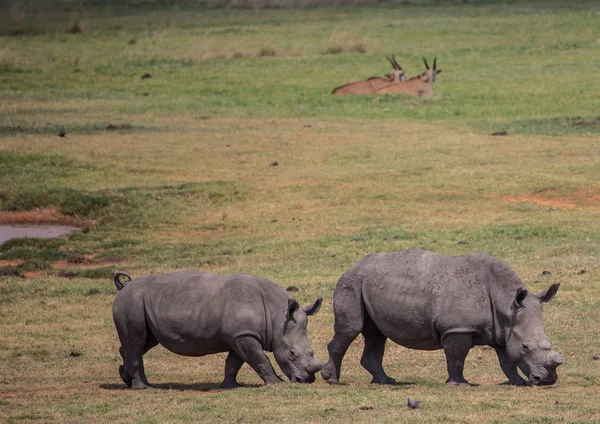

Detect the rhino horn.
xmin=549 ymin=352 xmax=564 ymax=367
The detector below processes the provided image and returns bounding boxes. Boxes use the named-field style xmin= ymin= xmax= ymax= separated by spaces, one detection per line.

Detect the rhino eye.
xmin=289 ymin=350 xmax=297 ymax=360
xmin=521 ymin=343 xmax=531 ymax=354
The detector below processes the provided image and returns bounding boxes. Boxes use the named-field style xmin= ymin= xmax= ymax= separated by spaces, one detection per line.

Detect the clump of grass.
xmin=350 ymin=43 xmax=367 ymax=53
xmin=68 ymin=21 xmax=84 ymax=34
xmin=323 ymin=44 xmax=344 ymax=55
xmin=19 ymin=259 xmax=51 ymax=272
xmin=259 ymin=47 xmax=277 ymax=57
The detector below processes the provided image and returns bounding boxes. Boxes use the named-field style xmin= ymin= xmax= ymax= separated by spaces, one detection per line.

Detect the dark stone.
xmin=286 ymin=286 xmax=299 ymax=293
xmin=141 ymin=73 xmax=151 ymax=79
xmin=541 ymin=270 xmax=552 ymax=275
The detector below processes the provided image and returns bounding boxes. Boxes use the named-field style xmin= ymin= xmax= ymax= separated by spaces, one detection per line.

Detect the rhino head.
xmin=273 ymin=298 xmax=324 ymax=383
xmin=506 ymin=283 xmax=564 ymax=385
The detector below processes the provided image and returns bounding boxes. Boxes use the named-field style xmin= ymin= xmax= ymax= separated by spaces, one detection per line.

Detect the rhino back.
xmin=114 ymin=271 xmax=285 ymax=356
xmin=357 ymin=249 xmax=518 ymax=349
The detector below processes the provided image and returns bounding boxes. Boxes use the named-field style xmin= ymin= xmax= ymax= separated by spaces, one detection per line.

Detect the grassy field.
xmin=1 ymin=0 xmax=599 ymax=422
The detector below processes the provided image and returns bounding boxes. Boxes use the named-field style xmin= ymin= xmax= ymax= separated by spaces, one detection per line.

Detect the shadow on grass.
xmin=100 ymin=382 xmax=262 ymax=391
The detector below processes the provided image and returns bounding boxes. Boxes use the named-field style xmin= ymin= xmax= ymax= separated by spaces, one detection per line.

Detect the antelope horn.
xmin=422 ymin=57 xmax=429 ymax=70
xmin=386 ymin=56 xmax=398 ymax=70
xmin=392 ymin=55 xmax=403 ymax=71
xmin=433 ymin=56 xmax=437 ymax=70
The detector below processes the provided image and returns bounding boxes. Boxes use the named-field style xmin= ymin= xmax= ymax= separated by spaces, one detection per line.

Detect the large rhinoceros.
xmin=112 ymin=270 xmax=323 ymax=389
xmin=321 ymin=249 xmax=564 ymax=386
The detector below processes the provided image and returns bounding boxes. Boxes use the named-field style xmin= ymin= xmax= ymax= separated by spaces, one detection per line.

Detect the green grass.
xmin=0 ymin=0 xmax=599 ymax=423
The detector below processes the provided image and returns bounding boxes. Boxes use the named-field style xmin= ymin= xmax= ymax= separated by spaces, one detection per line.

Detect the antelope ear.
xmin=435 ymin=69 xmax=442 ymax=74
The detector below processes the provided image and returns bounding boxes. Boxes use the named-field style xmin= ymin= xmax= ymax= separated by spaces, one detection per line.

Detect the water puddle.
xmin=0 ymin=225 xmax=81 ymax=245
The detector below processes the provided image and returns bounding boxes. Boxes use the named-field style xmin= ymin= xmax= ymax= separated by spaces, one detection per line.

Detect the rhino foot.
xmin=321 ymin=365 xmax=339 ymax=384
xmin=119 ymin=365 xmax=132 ymax=388
xmin=219 ymin=381 xmax=239 ymax=390
xmin=370 ymin=376 xmax=397 ymax=385
xmin=445 ymin=379 xmax=471 ymax=387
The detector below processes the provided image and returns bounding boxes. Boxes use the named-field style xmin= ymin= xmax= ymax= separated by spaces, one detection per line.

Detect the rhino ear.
xmin=535 ymin=283 xmax=560 ymax=303
xmin=514 ymin=287 xmax=528 ymax=310
xmin=287 ymin=299 xmax=299 ymax=320
xmin=303 ymin=297 xmax=323 ymax=316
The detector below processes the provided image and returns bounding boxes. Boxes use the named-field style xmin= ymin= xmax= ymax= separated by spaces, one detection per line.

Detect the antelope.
xmin=332 ymin=56 xmax=407 ymax=95
xmin=375 ymin=57 xmax=442 ymax=97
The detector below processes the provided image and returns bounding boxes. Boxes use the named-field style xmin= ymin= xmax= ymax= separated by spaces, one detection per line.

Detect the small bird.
xmin=407 ymin=397 xmax=421 ymax=410
xmin=57 ymin=128 xmax=67 ymax=137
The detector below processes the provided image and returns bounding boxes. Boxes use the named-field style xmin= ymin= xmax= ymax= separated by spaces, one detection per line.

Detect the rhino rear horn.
xmin=535 ymin=283 xmax=560 ymax=303
xmin=514 ymin=287 xmax=528 ymax=310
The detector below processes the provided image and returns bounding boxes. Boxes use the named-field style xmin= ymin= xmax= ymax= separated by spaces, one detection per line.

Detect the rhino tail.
xmin=113 ymin=271 xmax=133 ymax=291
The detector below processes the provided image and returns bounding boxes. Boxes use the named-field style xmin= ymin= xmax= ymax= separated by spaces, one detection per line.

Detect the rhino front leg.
xmin=442 ymin=333 xmax=473 ymax=387
xmin=231 ymin=336 xmax=283 ymax=385
xmin=494 ymin=346 xmax=528 ymax=386
xmin=219 ymin=350 xmax=244 ymax=389
xmin=360 ymin=316 xmax=396 ymax=385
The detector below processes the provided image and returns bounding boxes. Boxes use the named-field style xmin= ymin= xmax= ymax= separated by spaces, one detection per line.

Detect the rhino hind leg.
xmin=494 ymin=346 xmax=528 ymax=386
xmin=360 ymin=315 xmax=396 ymax=385
xmin=219 ymin=350 xmax=244 ymax=389
xmin=118 ymin=329 xmax=158 ymax=390
xmin=231 ymin=336 xmax=283 ymax=385
xmin=442 ymin=333 xmax=473 ymax=387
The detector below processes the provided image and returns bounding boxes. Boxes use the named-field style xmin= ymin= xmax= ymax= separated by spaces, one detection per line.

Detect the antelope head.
xmin=422 ymin=56 xmax=443 ymax=83
xmin=385 ymin=55 xmax=406 ymax=82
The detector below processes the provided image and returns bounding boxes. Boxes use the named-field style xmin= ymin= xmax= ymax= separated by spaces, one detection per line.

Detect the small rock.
xmin=351 ymin=238 xmax=365 ymax=243
xmin=477 ymin=356 xmax=483 ymax=360
xmin=270 ymin=161 xmax=279 ymax=167
xmin=286 ymin=286 xmax=299 ymax=293
xmin=555 ymin=400 xmax=560 ymax=405
xmin=271 ymin=219 xmax=278 ymax=223
xmin=324 ymin=408 xmax=335 ymax=412
xmin=457 ymin=240 xmax=468 ymax=245
xmin=106 ymin=124 xmax=121 ymax=130
xmin=66 ymin=351 xmax=82 ymax=358
xmin=128 ymin=38 xmax=137 ymax=45
xmin=392 ymin=235 xmax=400 ymax=240
xmin=593 ymin=355 xmax=599 ymax=361
xmin=57 ymin=128 xmax=67 ymax=137
xmin=492 ymin=131 xmax=508 ymax=136
xmin=577 ymin=269 xmax=586 ymax=275
xmin=304 ymin=123 xmax=312 ymax=128
xmin=541 ymin=270 xmax=552 ymax=276
xmin=246 ymin=249 xmax=253 ymax=253
xmin=141 ymin=73 xmax=151 ymax=79
xmin=142 ymin=92 xmax=150 ymax=96
xmin=73 ymin=68 xmax=81 ymax=73
xmin=222 ymin=251 xmax=232 ymax=256
xmin=359 ymin=406 xmax=374 ymax=411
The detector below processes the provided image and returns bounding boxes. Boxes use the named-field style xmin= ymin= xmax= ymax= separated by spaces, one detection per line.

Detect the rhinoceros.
xmin=321 ymin=249 xmax=564 ymax=386
xmin=112 ymin=270 xmax=323 ymax=389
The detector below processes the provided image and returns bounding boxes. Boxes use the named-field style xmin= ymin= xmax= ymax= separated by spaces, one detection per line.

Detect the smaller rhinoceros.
xmin=321 ymin=249 xmax=564 ymax=386
xmin=112 ymin=270 xmax=323 ymax=389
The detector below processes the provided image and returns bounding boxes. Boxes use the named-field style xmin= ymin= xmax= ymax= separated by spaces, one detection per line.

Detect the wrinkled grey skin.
xmin=322 ymin=249 xmax=564 ymax=387
xmin=112 ymin=270 xmax=323 ymax=389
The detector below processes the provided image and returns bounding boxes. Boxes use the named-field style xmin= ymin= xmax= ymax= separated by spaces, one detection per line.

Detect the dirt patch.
xmin=573 ymin=120 xmax=600 ymax=127
xmin=0 ymin=259 xmax=23 ymax=267
xmin=498 ymin=189 xmax=600 ymax=209
xmin=51 ymin=255 xmax=119 ymax=270
xmin=0 ymin=207 xmax=95 ymax=226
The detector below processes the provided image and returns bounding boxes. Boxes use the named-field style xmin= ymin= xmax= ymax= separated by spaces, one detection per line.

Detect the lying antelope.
xmin=332 ymin=56 xmax=406 ymax=95
xmin=375 ymin=57 xmax=442 ymax=97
